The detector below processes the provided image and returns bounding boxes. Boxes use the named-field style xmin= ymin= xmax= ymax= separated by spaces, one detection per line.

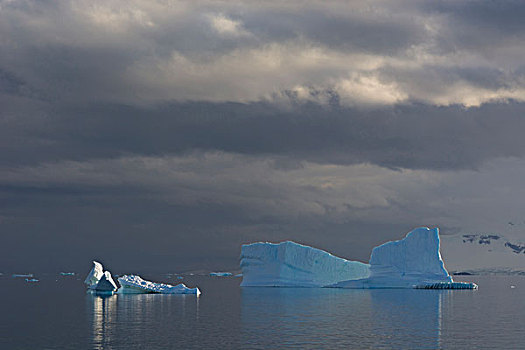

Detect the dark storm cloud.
xmin=2 ymin=100 xmax=525 ymax=170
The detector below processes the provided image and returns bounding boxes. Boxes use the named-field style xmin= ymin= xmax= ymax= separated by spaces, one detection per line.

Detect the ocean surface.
xmin=1 ymin=274 xmax=524 ymax=349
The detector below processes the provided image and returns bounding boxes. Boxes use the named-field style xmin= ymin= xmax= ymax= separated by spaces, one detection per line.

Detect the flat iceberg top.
xmin=118 ymin=275 xmax=201 ymax=295
xmin=240 ymin=240 xmax=370 ymax=287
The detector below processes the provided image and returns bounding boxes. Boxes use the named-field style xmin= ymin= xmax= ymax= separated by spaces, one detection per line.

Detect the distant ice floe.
xmin=241 ymin=227 xmax=477 ymax=289
xmin=118 ymin=275 xmax=201 ymax=295
xmin=210 ymin=272 xmax=233 ymax=277
xmin=60 ymin=272 xmax=75 ymax=276
xmin=12 ymin=273 xmax=39 ymax=283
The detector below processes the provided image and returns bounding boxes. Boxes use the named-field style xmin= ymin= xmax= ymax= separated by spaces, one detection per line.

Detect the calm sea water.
xmin=1 ymin=274 xmax=524 ymax=349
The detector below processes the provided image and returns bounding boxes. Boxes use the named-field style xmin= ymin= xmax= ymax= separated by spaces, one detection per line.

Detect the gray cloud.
xmin=1 ymin=0 xmax=524 ymax=106
xmin=2 ymin=101 xmax=525 ymax=170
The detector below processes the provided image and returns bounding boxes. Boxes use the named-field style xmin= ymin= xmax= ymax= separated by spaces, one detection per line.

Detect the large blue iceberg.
xmin=240 ymin=227 xmax=477 ymax=289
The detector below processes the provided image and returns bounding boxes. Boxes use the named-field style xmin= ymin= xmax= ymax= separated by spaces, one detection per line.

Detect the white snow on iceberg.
xmin=118 ymin=275 xmax=201 ymax=295
xmin=240 ymin=240 xmax=370 ymax=287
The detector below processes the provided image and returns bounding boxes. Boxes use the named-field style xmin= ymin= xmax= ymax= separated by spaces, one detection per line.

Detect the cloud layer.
xmin=1 ymin=0 xmax=525 ymax=107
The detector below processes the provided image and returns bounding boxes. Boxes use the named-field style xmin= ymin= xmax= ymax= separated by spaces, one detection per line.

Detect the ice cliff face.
xmin=240 ymin=241 xmax=370 ymax=287
xmin=336 ymin=227 xmax=453 ymax=288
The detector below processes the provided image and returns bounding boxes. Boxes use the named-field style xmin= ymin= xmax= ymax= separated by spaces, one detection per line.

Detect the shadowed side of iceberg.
xmin=240 ymin=241 xmax=370 ymax=287
xmin=333 ymin=227 xmax=459 ymax=289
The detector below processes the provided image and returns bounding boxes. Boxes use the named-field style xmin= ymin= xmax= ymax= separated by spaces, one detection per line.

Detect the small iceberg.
xmin=25 ymin=278 xmax=39 ymax=283
xmin=83 ymin=262 xmax=201 ymax=295
xmin=118 ymin=275 xmax=201 ymax=295
xmin=84 ymin=261 xmax=118 ymax=293
xmin=210 ymin=272 xmax=233 ymax=277
xmin=60 ymin=272 xmax=75 ymax=276
xmin=12 ymin=274 xmax=34 ymax=278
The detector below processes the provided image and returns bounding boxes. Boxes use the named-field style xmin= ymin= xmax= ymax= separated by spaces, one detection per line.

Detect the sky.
xmin=2 ymin=0 xmax=525 ymax=273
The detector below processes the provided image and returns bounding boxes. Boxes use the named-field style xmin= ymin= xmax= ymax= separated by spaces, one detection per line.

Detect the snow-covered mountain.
xmin=440 ymin=233 xmax=525 ymax=275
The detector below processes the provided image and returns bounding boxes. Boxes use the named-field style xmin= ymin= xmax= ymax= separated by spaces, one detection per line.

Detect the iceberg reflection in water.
xmin=241 ymin=287 xmax=450 ymax=349
xmin=90 ymin=294 xmax=117 ymax=350
xmin=88 ymin=293 xmax=201 ymax=349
